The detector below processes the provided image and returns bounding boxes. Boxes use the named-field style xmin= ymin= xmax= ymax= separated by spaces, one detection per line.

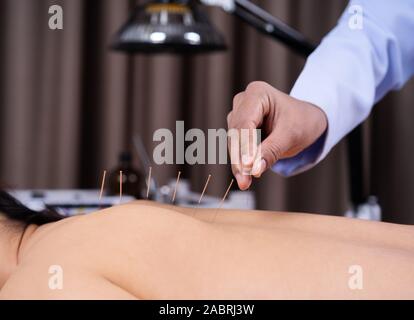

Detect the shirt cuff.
xmin=272 ymin=131 xmax=327 ymax=177
xmin=272 ymin=51 xmax=342 ymax=177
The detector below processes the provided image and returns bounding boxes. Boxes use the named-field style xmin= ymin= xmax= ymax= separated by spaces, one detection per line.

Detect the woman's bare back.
xmin=1 ymin=201 xmax=413 ymax=300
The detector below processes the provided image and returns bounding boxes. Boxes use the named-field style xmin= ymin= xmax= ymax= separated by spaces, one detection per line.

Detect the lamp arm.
xmin=200 ymin=0 xmax=316 ymax=57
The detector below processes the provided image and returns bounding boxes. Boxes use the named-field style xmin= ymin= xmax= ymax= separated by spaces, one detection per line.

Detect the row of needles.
xmin=98 ymin=167 xmax=235 ymax=223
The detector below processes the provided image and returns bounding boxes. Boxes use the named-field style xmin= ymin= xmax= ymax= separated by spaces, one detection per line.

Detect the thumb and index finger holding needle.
xmin=227 ymin=81 xmax=329 ymax=191
xmin=227 ymin=123 xmax=262 ymax=191
xmin=227 ymin=82 xmax=276 ymax=191
xmin=228 ymin=119 xmax=283 ymax=191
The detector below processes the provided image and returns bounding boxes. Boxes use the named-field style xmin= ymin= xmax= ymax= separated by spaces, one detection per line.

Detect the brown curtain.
xmin=1 ymin=0 xmax=413 ymax=224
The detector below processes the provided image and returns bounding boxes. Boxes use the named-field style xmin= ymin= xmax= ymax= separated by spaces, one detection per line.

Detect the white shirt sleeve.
xmin=273 ymin=0 xmax=414 ymax=177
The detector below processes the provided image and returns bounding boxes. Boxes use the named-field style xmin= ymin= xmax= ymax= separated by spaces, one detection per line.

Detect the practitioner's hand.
xmin=227 ymin=81 xmax=327 ymax=190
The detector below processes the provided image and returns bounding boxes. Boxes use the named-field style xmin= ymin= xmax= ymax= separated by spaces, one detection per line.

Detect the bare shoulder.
xmin=18 ymin=201 xmax=205 ymax=265
xmin=0 ymin=202 xmax=209 ymax=299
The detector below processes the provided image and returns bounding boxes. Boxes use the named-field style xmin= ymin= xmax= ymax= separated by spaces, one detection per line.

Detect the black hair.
xmin=0 ymin=190 xmax=65 ymax=226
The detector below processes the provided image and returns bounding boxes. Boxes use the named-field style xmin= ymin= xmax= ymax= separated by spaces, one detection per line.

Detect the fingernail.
xmin=251 ymin=158 xmax=262 ymax=176
xmin=240 ymin=176 xmax=252 ymax=191
xmin=252 ymin=159 xmax=267 ymax=177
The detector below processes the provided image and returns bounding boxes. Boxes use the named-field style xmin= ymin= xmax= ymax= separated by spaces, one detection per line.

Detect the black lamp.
xmin=111 ymin=0 xmax=316 ymax=57
xmin=111 ymin=0 xmax=226 ymax=53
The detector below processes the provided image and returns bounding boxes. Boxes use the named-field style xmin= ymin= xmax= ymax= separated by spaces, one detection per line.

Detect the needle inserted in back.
xmin=172 ymin=171 xmax=181 ymax=203
xmin=211 ymin=179 xmax=234 ymax=223
xmin=99 ymin=170 xmax=107 ymax=203
xmin=146 ymin=166 xmax=152 ymax=199
xmin=192 ymin=174 xmax=212 ymax=218
xmin=198 ymin=174 xmax=212 ymax=204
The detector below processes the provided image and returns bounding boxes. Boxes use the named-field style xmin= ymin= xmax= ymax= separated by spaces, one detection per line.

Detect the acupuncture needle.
xmin=171 ymin=171 xmax=181 ymax=204
xmin=146 ymin=166 xmax=152 ymax=199
xmin=198 ymin=174 xmax=211 ymax=204
xmin=211 ymin=179 xmax=234 ymax=223
xmin=192 ymin=174 xmax=212 ymax=218
xmin=99 ymin=170 xmax=107 ymax=205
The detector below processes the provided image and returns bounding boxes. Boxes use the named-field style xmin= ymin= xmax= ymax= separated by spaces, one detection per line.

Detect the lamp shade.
xmin=111 ymin=0 xmax=227 ymax=54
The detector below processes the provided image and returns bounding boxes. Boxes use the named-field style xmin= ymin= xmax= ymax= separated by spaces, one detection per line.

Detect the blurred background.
xmin=0 ymin=0 xmax=413 ymax=223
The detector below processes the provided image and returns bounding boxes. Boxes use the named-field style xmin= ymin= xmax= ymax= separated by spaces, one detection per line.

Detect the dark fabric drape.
xmin=1 ymin=0 xmax=413 ymax=224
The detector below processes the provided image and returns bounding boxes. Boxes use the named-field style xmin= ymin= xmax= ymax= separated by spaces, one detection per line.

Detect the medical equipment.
xmin=107 ymin=151 xmax=145 ymax=199
xmin=10 ymin=190 xmax=135 ymax=216
xmin=132 ymin=132 xmax=257 ymax=210
xmin=133 ymin=134 xmax=158 ymax=198
xmin=162 ymin=177 xmax=255 ymax=210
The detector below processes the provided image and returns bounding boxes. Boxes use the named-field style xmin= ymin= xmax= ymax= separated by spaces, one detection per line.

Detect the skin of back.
xmin=1 ymin=201 xmax=413 ymax=300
